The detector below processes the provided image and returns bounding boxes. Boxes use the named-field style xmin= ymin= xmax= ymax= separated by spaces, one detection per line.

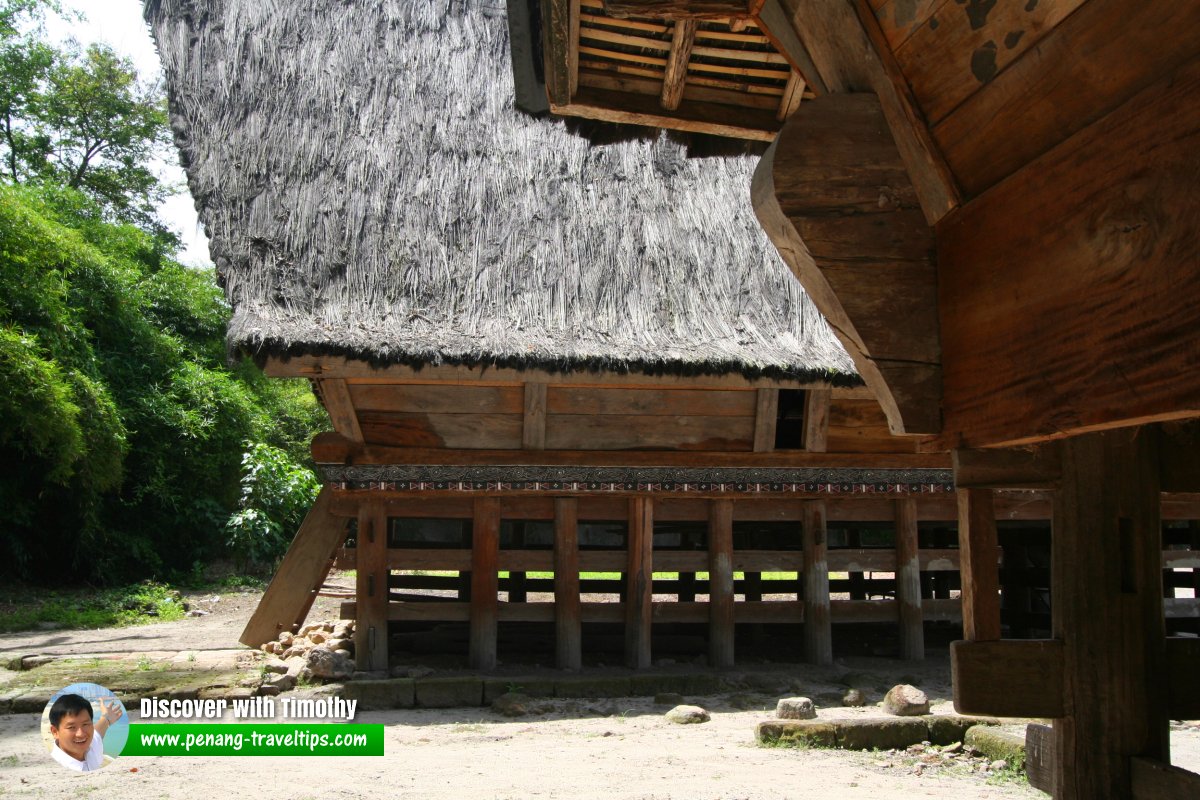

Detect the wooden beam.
xmin=554 ymin=498 xmax=583 ymax=671
xmin=776 ymin=70 xmax=804 ymax=120
xmin=1161 ymin=420 xmax=1200 ymax=492
xmin=769 ymin=0 xmax=960 ymax=224
xmin=708 ymin=499 xmax=735 ymax=667
xmin=266 ymin=354 xmax=859 ymax=393
xmin=240 ymin=488 xmax=347 ymax=648
xmin=605 ymin=0 xmax=755 ymax=19
xmin=803 ymin=388 xmax=830 ymax=452
xmin=1131 ymin=758 xmax=1200 ymax=800
xmin=552 ymin=85 xmax=779 ymax=140
xmin=319 ymin=379 xmax=363 ymax=443
xmin=1051 ymin=429 xmax=1168 ymax=799
xmin=355 ymin=499 xmax=388 ymax=671
xmin=626 ymin=496 xmax=654 ymax=669
xmin=753 ymin=93 xmax=941 ymax=436
xmin=569 ymin=0 xmax=582 ymax=98
xmin=311 ymin=431 xmax=951 ymax=469
xmin=752 ymin=388 xmax=778 ymax=453
xmin=952 ymin=445 xmax=1062 ymax=490
xmin=1166 ymin=636 xmax=1200 ymax=720
xmin=543 ymin=0 xmax=573 ymax=106
xmin=894 ymin=497 xmax=923 ymax=660
xmin=956 ymin=488 xmax=999 ymax=642
xmin=802 ymin=500 xmax=831 ymax=664
xmin=469 ymin=497 xmax=501 ymax=670
xmin=660 ymin=19 xmax=698 ymax=110
xmin=937 ymin=57 xmax=1200 ymax=449
xmin=950 ymin=639 xmax=1066 ymax=718
xmin=1025 ymin=723 xmax=1057 ymax=796
xmin=754 ymin=0 xmax=826 ymax=94
xmin=522 ymin=383 xmax=547 ymax=450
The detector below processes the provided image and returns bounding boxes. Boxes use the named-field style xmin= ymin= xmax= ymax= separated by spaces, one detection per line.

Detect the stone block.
xmin=343 ymin=678 xmax=416 ymax=710
xmin=926 ymin=714 xmax=998 ymax=746
xmin=482 ymin=677 xmax=555 ymax=704
xmin=554 ymin=675 xmax=633 ymax=699
xmin=835 ymin=718 xmax=929 ymax=751
xmin=629 ymin=673 xmax=689 ymax=698
xmin=415 ymin=677 xmax=483 ymax=708
xmin=755 ymin=720 xmax=838 ymax=748
xmin=965 ymin=726 xmax=1026 ymax=769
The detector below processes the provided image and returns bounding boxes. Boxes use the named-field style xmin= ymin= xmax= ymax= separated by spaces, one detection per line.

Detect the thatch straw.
xmin=145 ymin=0 xmax=859 ymax=384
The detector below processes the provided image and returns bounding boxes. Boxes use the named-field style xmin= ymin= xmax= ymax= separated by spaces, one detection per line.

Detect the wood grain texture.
xmin=469 ymin=497 xmax=501 ymax=670
xmin=753 ymin=388 xmax=779 ymax=452
xmin=951 ymin=639 xmax=1066 ymax=718
xmin=932 ymin=0 xmax=1200 ymax=198
xmin=545 ymin=413 xmax=755 ymax=450
xmin=708 ymin=499 xmax=735 ymax=667
xmin=956 ymin=487 xmax=999 ymax=641
xmin=894 ymin=497 xmax=923 ymax=660
xmin=357 ymin=411 xmax=523 ymax=449
xmin=605 ymin=0 xmax=754 ymax=18
xmin=661 ymin=19 xmax=698 ymax=109
xmin=241 ymin=488 xmax=346 ymax=648
xmin=868 ymin=0 xmax=943 ymax=50
xmin=938 ymin=55 xmax=1200 ymax=448
xmin=802 ymin=500 xmax=832 ymax=664
xmin=755 ymin=0 xmax=827 ymax=94
xmin=827 ymin=398 xmax=920 ymax=453
xmin=522 ymin=383 xmax=547 ymax=450
xmin=319 ymin=379 xmax=363 ymax=443
xmin=547 ymin=386 xmax=757 ymax=417
xmin=1131 ymin=757 xmax=1200 ymax=800
xmin=552 ymin=85 xmax=780 ymax=140
xmin=1052 ymin=430 xmax=1168 ymax=799
xmin=802 ymin=388 xmax=831 ymax=452
xmin=544 ymin=0 xmax=574 ymax=105
xmin=554 ymin=498 xmax=583 ymax=670
xmin=626 ymin=497 xmax=654 ymax=668
xmin=952 ymin=444 xmax=1062 ymax=490
xmin=355 ymin=499 xmax=389 ymax=671
xmin=348 ymin=384 xmax=523 ymax=414
xmin=894 ymin=0 xmax=1087 ymax=127
xmin=753 ymin=93 xmax=941 ymax=436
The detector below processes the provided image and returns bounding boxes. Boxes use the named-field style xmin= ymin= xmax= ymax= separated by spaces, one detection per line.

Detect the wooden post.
xmin=625 ymin=496 xmax=653 ymax=670
xmin=708 ymin=499 xmax=735 ymax=668
xmin=522 ymin=383 xmax=547 ymax=450
xmin=846 ymin=529 xmax=866 ymax=600
xmin=803 ymin=388 xmax=831 ymax=452
xmin=753 ymin=388 xmax=779 ymax=452
xmin=1051 ymin=429 xmax=1168 ymax=799
xmin=957 ymin=488 xmax=1001 ymax=641
xmin=509 ymin=521 xmax=527 ymax=603
xmin=469 ymin=497 xmax=500 ymax=670
xmin=554 ymin=498 xmax=582 ymax=671
xmin=895 ymin=498 xmax=924 ymax=660
xmin=355 ymin=499 xmax=389 ymax=672
xmin=802 ymin=500 xmax=832 ymax=665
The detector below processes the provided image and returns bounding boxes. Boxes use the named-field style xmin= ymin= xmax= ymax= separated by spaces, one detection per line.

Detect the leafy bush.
xmin=226 ymin=442 xmax=320 ymax=570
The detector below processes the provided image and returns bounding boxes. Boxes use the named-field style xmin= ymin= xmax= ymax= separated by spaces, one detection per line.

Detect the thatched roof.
xmin=145 ymin=0 xmax=859 ymax=385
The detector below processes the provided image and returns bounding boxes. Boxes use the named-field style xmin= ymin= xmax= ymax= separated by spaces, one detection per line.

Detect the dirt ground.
xmin=1 ymin=583 xmax=1196 ymax=800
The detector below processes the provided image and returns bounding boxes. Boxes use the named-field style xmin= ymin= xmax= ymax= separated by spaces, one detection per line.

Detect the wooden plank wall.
xmin=340 ymin=382 xmax=918 ymax=454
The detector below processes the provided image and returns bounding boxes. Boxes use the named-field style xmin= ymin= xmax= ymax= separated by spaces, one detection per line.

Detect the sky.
xmin=45 ymin=0 xmax=212 ymax=266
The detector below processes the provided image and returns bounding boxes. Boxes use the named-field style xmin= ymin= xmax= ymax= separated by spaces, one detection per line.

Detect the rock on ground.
xmin=665 ymin=705 xmax=710 ymax=724
xmin=305 ymin=646 xmax=354 ymax=680
xmin=842 ymin=688 xmax=867 ymax=707
xmin=883 ymin=684 xmax=929 ymax=716
xmin=493 ymin=692 xmax=532 ymax=717
xmin=776 ymin=697 xmax=816 ymax=720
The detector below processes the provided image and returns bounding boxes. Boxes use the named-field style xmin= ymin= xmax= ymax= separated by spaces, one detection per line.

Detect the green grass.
xmin=0 ymin=580 xmax=189 ymax=633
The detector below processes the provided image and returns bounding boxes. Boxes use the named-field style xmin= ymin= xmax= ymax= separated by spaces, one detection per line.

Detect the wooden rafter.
xmin=660 ymin=19 xmax=698 ymax=109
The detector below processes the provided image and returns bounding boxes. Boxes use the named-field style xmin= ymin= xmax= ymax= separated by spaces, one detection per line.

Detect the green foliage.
xmin=0 ymin=579 xmax=187 ymax=633
xmin=226 ymin=442 xmax=320 ymax=569
xmin=1 ymin=2 xmax=172 ymax=233
xmin=0 ymin=182 xmax=330 ymax=583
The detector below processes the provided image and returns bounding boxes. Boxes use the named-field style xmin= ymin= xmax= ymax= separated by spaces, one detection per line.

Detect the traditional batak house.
xmin=147 ymin=1 xmax=1199 ymax=794
xmin=512 ymin=0 xmax=1200 ymax=797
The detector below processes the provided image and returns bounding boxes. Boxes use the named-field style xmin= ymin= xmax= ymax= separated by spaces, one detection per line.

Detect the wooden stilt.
xmin=895 ymin=498 xmax=924 ymax=660
xmin=241 ymin=487 xmax=347 ymax=648
xmin=802 ymin=500 xmax=832 ymax=664
xmin=1052 ymin=429 xmax=1168 ymax=799
xmin=708 ymin=499 xmax=735 ymax=668
xmin=626 ymin=496 xmax=653 ymax=669
xmin=469 ymin=497 xmax=500 ymax=670
xmin=355 ymin=499 xmax=388 ymax=671
xmin=554 ymin=498 xmax=582 ymax=671
xmin=957 ymin=487 xmax=1000 ymax=642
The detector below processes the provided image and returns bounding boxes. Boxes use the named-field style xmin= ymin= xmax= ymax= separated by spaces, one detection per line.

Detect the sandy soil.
xmin=1 ymin=579 xmax=1196 ymax=800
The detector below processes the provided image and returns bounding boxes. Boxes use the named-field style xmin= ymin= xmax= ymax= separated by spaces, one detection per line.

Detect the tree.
xmin=0 ymin=1 xmax=173 ymax=234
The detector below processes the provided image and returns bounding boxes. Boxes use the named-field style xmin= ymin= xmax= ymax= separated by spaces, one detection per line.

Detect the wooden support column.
xmin=1051 ymin=429 xmax=1168 ymax=799
xmin=626 ymin=496 xmax=654 ymax=669
xmin=802 ymin=500 xmax=832 ymax=664
xmin=895 ymin=497 xmax=923 ymax=660
xmin=554 ymin=498 xmax=582 ymax=671
xmin=957 ymin=487 xmax=1000 ymax=642
xmin=319 ymin=379 xmax=363 ymax=443
xmin=241 ymin=487 xmax=347 ymax=648
xmin=522 ymin=383 xmax=547 ymax=450
xmin=355 ymin=499 xmax=389 ymax=672
xmin=753 ymin=388 xmax=779 ymax=452
xmin=469 ymin=497 xmax=500 ymax=670
xmin=708 ymin=499 xmax=735 ymax=668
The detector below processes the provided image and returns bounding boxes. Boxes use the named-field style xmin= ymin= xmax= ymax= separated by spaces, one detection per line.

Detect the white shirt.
xmin=51 ymin=730 xmax=104 ymax=772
